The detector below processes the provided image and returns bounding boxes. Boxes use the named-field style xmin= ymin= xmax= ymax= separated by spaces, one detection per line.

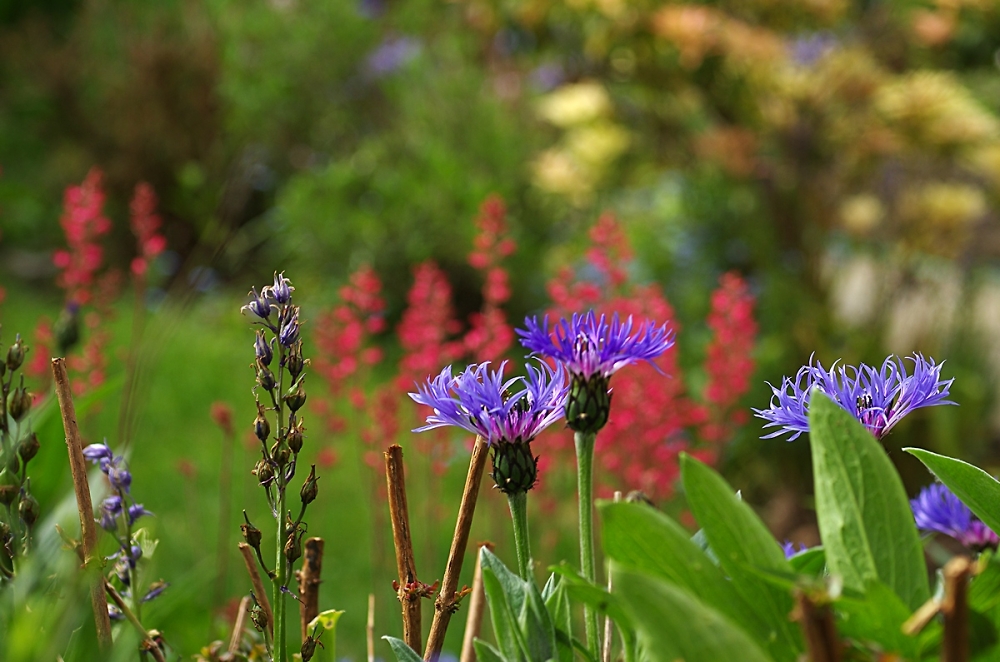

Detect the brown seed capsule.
xmin=287 ymin=418 xmax=305 ymax=454
xmin=18 ymin=493 xmax=39 ymax=527
xmin=0 ymin=470 xmax=19 ymax=506
xmin=18 ymin=433 xmax=40 ymax=465
xmin=241 ymin=511 xmax=263 ymax=549
xmin=8 ymin=383 xmax=31 ymax=421
xmin=283 ymin=377 xmax=307 ymax=412
xmin=252 ymin=459 xmax=274 ymax=486
xmin=253 ymin=402 xmax=271 ymax=443
xmin=300 ymin=464 xmax=319 ymax=506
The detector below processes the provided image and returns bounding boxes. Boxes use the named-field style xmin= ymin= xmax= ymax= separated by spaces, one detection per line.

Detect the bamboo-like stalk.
xmin=229 ymin=595 xmax=252 ymax=654
xmin=385 ymin=445 xmax=422 ymax=653
xmin=298 ymin=537 xmax=324 ymax=643
xmin=425 ymin=436 xmax=490 ymax=660
xmin=238 ymin=542 xmax=274 ymax=638
xmin=459 ymin=542 xmax=493 ymax=662
xmin=942 ymin=556 xmax=972 ymax=662
xmin=52 ymin=358 xmax=113 ymax=651
xmin=792 ymin=590 xmax=840 ymax=662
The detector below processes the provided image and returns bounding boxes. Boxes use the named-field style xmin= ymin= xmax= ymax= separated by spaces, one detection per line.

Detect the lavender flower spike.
xmin=517 ymin=311 xmax=674 ymax=379
xmin=911 ymin=483 xmax=998 ymax=551
xmin=753 ymin=353 xmax=954 ymax=441
xmin=410 ymin=361 xmax=566 ymax=446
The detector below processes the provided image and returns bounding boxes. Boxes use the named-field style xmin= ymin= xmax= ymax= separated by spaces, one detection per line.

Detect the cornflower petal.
xmin=409 ymin=361 xmax=567 ymax=445
xmin=517 ymin=311 xmax=674 ymax=379
xmin=753 ymin=354 xmax=955 ymax=440
xmin=911 ymin=483 xmax=998 ymax=550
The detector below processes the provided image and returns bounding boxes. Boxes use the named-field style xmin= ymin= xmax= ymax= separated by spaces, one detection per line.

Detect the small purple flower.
xmin=366 ymin=36 xmax=420 ymax=77
xmin=82 ymin=443 xmax=113 ymax=469
xmin=99 ymin=496 xmax=123 ymax=531
xmin=409 ymin=361 xmax=566 ymax=446
xmin=911 ymin=483 xmax=998 ymax=550
xmin=108 ymin=605 xmax=124 ymax=621
xmin=518 ymin=311 xmax=675 ymax=380
xmin=241 ymin=286 xmax=272 ymax=320
xmin=266 ymin=272 xmax=294 ymax=305
xmin=107 ymin=458 xmax=132 ymax=492
xmin=782 ymin=541 xmax=808 ymax=558
xmin=128 ymin=503 xmax=153 ymax=525
xmin=753 ymin=354 xmax=954 ymax=441
xmin=278 ymin=308 xmax=300 ymax=347
xmin=142 ymin=580 xmax=168 ymax=603
xmin=254 ymin=330 xmax=273 ymax=366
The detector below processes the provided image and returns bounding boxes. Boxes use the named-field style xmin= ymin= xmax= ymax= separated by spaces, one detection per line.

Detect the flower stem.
xmin=274 ymin=483 xmax=287 ymax=662
xmin=574 ymin=430 xmax=600 ymax=657
xmin=506 ymin=491 xmax=532 ymax=581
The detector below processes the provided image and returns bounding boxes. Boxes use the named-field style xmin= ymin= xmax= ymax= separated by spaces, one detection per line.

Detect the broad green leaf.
xmin=520 ymin=575 xmax=556 ymax=662
xmin=809 ymin=391 xmax=930 ymax=610
xmin=614 ymin=564 xmax=775 ymax=662
xmin=681 ymin=454 xmax=802 ymax=661
xmin=904 ymin=448 xmax=1000 ymax=536
xmin=600 ymin=501 xmax=774 ymax=651
xmin=474 ymin=640 xmax=508 ymax=662
xmin=308 ymin=609 xmax=344 ymax=660
xmin=788 ymin=547 xmax=825 ymax=576
xmin=542 ymin=574 xmax=574 ymax=662
xmin=482 ymin=566 xmax=528 ymax=662
xmin=383 ymin=636 xmax=423 ymax=662
xmin=835 ymin=581 xmax=920 ymax=658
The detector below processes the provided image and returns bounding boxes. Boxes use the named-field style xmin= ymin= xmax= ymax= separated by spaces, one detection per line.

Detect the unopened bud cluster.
xmin=0 ymin=329 xmax=40 ymax=582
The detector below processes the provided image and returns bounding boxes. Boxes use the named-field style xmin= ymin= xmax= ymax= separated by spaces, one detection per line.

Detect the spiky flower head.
xmin=516 ymin=311 xmax=674 ymax=433
xmin=753 ymin=353 xmax=954 ymax=441
xmin=410 ymin=361 xmax=567 ymax=445
xmin=911 ymin=483 xmax=998 ymax=551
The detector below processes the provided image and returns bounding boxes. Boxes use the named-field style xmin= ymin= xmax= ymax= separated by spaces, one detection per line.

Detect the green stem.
xmin=506 ymin=491 xmax=532 ymax=581
xmin=575 ymin=430 xmax=600 ymax=657
xmin=273 ymin=342 xmax=288 ymax=662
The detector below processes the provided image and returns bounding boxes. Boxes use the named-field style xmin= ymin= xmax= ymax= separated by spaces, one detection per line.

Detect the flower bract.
xmin=753 ymin=353 xmax=954 ymax=440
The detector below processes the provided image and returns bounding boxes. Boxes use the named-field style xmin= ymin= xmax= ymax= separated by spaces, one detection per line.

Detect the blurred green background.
xmin=2 ymin=0 xmax=1000 ymax=659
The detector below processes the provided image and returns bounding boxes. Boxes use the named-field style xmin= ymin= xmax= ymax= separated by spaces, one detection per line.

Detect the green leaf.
xmin=809 ymin=391 xmax=930 ymax=610
xmin=599 ymin=501 xmax=772 ymax=650
xmin=383 ymin=636 xmax=424 ymax=662
xmin=481 ymin=566 xmax=528 ymax=662
xmin=542 ymin=574 xmax=574 ymax=662
xmin=788 ymin=547 xmax=825 ymax=576
xmin=614 ymin=564 xmax=776 ymax=662
xmin=520 ymin=576 xmax=556 ymax=662
xmin=474 ymin=640 xmax=508 ymax=662
xmin=681 ymin=454 xmax=803 ymax=661
xmin=835 ymin=581 xmax=920 ymax=658
xmin=308 ymin=609 xmax=344 ymax=660
xmin=904 ymin=448 xmax=1000 ymax=536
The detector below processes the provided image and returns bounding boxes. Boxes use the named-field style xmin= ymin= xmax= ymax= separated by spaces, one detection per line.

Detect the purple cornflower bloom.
xmin=518 ymin=311 xmax=674 ymax=380
xmin=911 ymin=483 xmax=998 ymax=550
xmin=753 ymin=354 xmax=954 ymax=441
xmin=410 ymin=361 xmax=566 ymax=446
xmin=782 ymin=541 xmax=807 ymax=558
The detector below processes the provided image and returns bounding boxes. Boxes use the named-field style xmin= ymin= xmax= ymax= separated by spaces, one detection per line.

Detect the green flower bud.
xmin=6 ymin=335 xmax=26 ymax=372
xmin=490 ymin=441 xmax=538 ymax=495
xmin=565 ymin=373 xmax=611 ymax=434
xmin=0 ymin=470 xmax=19 ymax=506
xmin=253 ymin=402 xmax=271 ymax=443
xmin=18 ymin=433 xmax=40 ymax=465
xmin=252 ymin=459 xmax=274 ymax=486
xmin=249 ymin=602 xmax=268 ymax=633
xmin=287 ymin=339 xmax=305 ymax=381
xmin=19 ymin=492 xmax=39 ymax=527
xmin=283 ymin=377 xmax=307 ymax=412
xmin=287 ymin=417 xmax=305 ymax=454
xmin=300 ymin=464 xmax=319 ymax=506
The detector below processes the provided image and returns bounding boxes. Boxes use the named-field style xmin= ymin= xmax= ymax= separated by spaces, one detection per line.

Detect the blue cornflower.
xmin=781 ymin=541 xmax=808 ymax=558
xmin=411 ymin=361 xmax=567 ymax=494
xmin=517 ymin=311 xmax=674 ymax=434
xmin=517 ymin=311 xmax=674 ymax=380
xmin=410 ymin=361 xmax=566 ymax=446
xmin=753 ymin=354 xmax=954 ymax=441
xmin=911 ymin=483 xmax=998 ymax=551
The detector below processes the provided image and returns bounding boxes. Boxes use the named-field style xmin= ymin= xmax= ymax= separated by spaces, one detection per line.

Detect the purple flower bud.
xmin=128 ymin=503 xmax=153 ymax=525
xmin=108 ymin=459 xmax=132 ymax=492
xmin=254 ymin=329 xmax=273 ymax=366
xmin=142 ymin=580 xmax=168 ymax=603
xmin=241 ymin=287 xmax=272 ymax=320
xmin=781 ymin=541 xmax=807 ymax=558
xmin=278 ymin=308 xmax=300 ymax=347
xmin=108 ymin=605 xmax=124 ymax=621
xmin=99 ymin=495 xmax=123 ymax=530
xmin=82 ymin=443 xmax=113 ymax=465
xmin=130 ymin=544 xmax=143 ymax=566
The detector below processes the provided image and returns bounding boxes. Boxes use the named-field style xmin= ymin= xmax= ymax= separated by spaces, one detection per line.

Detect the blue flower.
xmin=911 ymin=483 xmax=998 ymax=550
xmin=241 ymin=287 xmax=272 ymax=320
xmin=753 ymin=354 xmax=954 ymax=441
xmin=82 ymin=443 xmax=113 ymax=471
xmin=409 ymin=361 xmax=567 ymax=446
xmin=265 ymin=272 xmax=294 ymax=305
xmin=517 ymin=311 xmax=674 ymax=379
xmin=781 ymin=541 xmax=808 ymax=558
xmin=278 ymin=308 xmax=300 ymax=347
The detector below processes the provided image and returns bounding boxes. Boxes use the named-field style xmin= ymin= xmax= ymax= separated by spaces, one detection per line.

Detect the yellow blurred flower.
xmin=537 ymin=81 xmax=613 ymax=127
xmin=565 ymin=122 xmax=630 ymax=167
xmin=898 ymin=182 xmax=986 ymax=257
xmin=839 ymin=194 xmax=884 ymax=236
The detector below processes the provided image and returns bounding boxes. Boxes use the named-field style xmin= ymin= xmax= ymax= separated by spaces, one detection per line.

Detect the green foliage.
xmin=905 ymin=447 xmax=1000 ymax=535
xmin=809 ymin=391 xmax=930 ymax=610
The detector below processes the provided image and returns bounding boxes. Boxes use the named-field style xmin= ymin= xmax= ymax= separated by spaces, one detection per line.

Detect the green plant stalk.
xmin=273 ymin=344 xmax=288 ymax=662
xmin=506 ymin=491 xmax=531 ymax=581
xmin=575 ymin=430 xmax=600 ymax=657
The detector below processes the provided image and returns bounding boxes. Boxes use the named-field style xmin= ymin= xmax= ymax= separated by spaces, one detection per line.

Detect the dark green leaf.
xmin=474 ymin=640 xmax=508 ymax=662
xmin=809 ymin=392 xmax=930 ymax=610
xmin=681 ymin=455 xmax=802 ymax=661
xmin=481 ymin=566 xmax=528 ymax=662
xmin=382 ymin=637 xmax=424 ymax=662
xmin=788 ymin=547 xmax=826 ymax=576
xmin=835 ymin=581 xmax=920 ymax=657
xmin=614 ymin=564 xmax=776 ymax=662
xmin=904 ymin=448 xmax=1000 ymax=537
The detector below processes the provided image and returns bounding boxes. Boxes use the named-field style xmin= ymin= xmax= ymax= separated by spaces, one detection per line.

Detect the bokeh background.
xmin=2 ymin=0 xmax=1000 ymax=659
